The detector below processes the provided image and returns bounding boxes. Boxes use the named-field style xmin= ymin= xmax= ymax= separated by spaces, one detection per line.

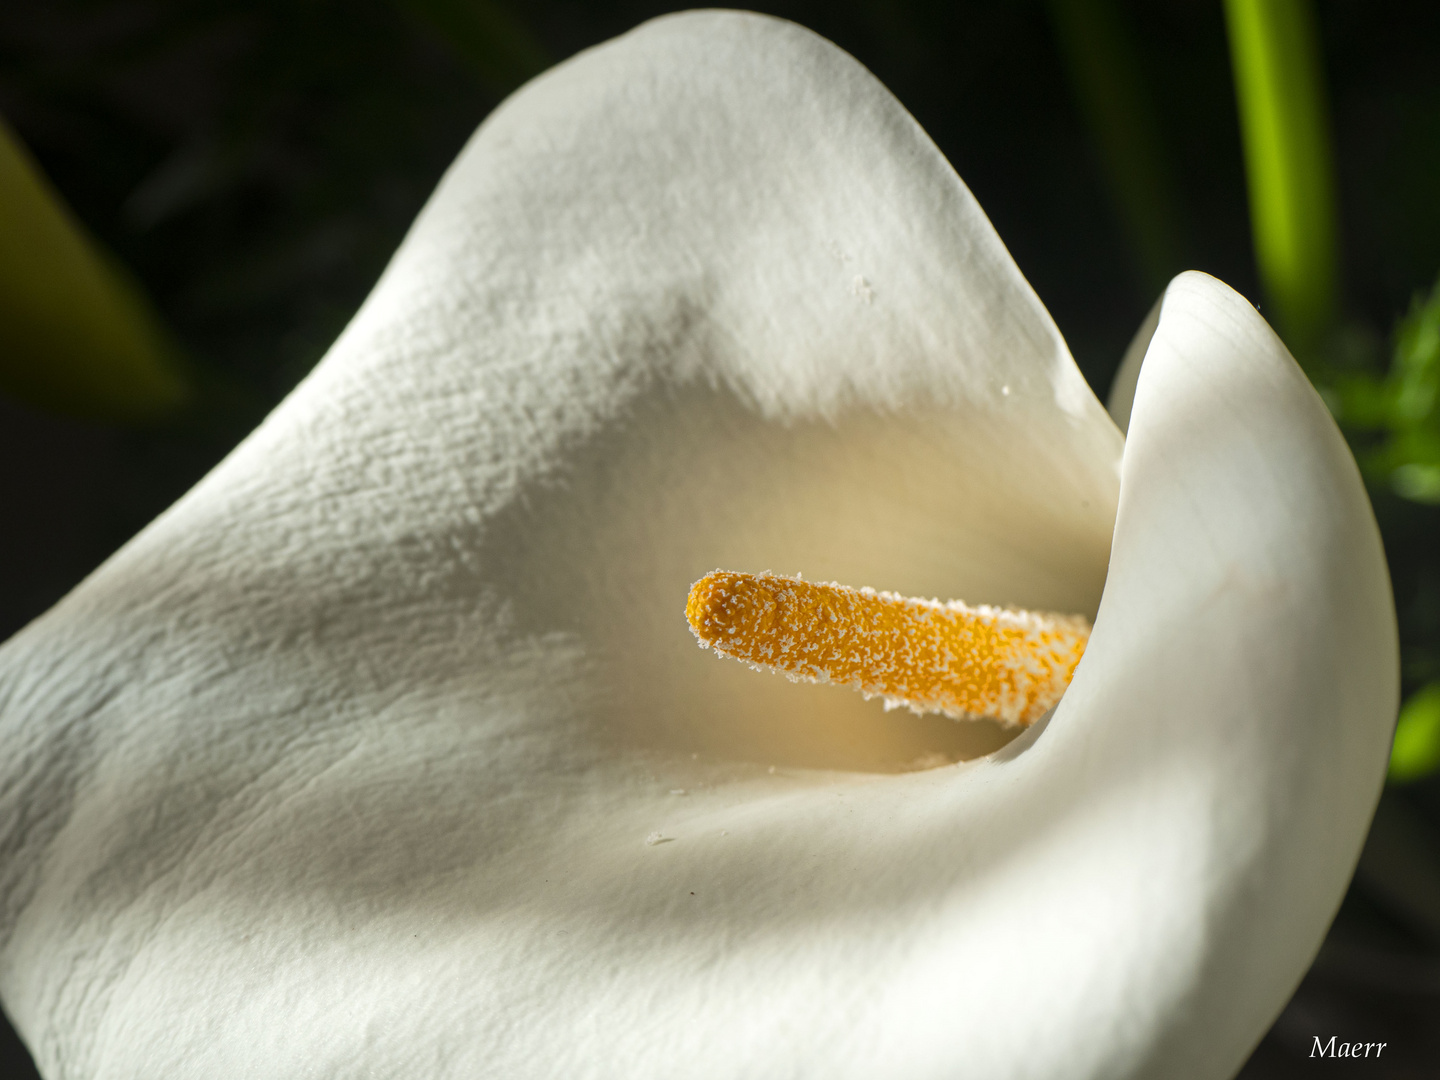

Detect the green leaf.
xmin=1335 ymin=276 xmax=1440 ymax=503
xmin=1389 ymin=681 xmax=1440 ymax=783
xmin=1389 ymin=275 xmax=1440 ymax=426
xmin=1390 ymin=463 xmax=1440 ymax=503
xmin=1223 ymin=0 xmax=1340 ymax=359
xmin=0 ymin=115 xmax=189 ymax=423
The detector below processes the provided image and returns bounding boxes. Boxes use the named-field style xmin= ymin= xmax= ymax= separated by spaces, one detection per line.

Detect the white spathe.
xmin=0 ymin=11 xmax=1395 ymax=1080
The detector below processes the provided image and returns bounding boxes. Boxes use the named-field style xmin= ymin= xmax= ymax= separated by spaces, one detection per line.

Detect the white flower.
xmin=0 ymin=11 xmax=1396 ymax=1080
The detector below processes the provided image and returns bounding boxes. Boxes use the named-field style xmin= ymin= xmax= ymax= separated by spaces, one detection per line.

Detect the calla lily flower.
xmin=0 ymin=11 xmax=1397 ymax=1080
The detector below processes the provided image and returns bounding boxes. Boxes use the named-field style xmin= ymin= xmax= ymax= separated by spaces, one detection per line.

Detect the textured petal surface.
xmin=1056 ymin=271 xmax=1396 ymax=1078
xmin=0 ymin=12 xmax=1392 ymax=1080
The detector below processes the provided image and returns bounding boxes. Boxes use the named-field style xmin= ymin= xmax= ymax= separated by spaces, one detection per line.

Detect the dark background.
xmin=2 ymin=1 xmax=1439 ymax=1075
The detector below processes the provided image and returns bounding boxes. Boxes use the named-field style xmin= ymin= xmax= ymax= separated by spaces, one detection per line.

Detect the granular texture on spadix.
xmin=687 ymin=570 xmax=1090 ymax=725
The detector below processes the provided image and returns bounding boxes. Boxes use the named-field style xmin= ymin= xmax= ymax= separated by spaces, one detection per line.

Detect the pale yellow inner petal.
xmin=686 ymin=570 xmax=1090 ymax=726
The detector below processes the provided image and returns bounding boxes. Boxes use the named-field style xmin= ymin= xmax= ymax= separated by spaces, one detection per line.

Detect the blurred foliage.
xmin=0 ymin=0 xmax=548 ymax=427
xmin=1214 ymin=0 xmax=1440 ymax=781
xmin=1332 ymin=277 xmax=1440 ymax=504
xmin=1052 ymin=0 xmax=1440 ymax=785
xmin=1 ymin=114 xmax=187 ymax=420
xmin=1223 ymin=0 xmax=1339 ymax=356
xmin=1390 ymin=680 xmax=1440 ymax=783
xmin=0 ymin=0 xmax=517 ymax=421
xmin=1324 ymin=277 xmax=1440 ymax=782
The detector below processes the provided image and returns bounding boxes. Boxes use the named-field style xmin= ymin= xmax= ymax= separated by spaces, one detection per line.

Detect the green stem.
xmin=1223 ymin=0 xmax=1340 ymax=358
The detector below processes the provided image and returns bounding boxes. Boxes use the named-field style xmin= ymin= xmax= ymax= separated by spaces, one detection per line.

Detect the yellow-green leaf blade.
xmin=1389 ymin=681 xmax=1440 ymax=783
xmin=0 ymin=115 xmax=189 ymax=423
xmin=1223 ymin=0 xmax=1339 ymax=358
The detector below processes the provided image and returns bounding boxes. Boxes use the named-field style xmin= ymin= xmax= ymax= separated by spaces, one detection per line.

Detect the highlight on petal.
xmin=0 ymin=13 xmax=1393 ymax=1080
xmin=1067 ymin=270 xmax=1396 ymax=1077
